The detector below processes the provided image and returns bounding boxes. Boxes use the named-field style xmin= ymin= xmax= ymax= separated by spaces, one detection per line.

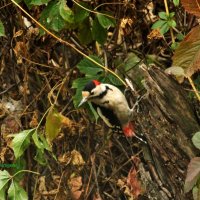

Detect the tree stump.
xmin=135 ymin=66 xmax=200 ymax=199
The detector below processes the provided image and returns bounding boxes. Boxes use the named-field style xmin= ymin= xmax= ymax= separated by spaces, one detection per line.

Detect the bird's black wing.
xmin=92 ymin=103 xmax=121 ymax=127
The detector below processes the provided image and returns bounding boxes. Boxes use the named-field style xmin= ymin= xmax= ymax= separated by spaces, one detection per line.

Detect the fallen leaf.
xmin=181 ymin=0 xmax=200 ymax=17
xmin=184 ymin=157 xmax=200 ymax=193
xmin=68 ymin=175 xmax=83 ymax=200
xmin=127 ymin=168 xmax=142 ymax=199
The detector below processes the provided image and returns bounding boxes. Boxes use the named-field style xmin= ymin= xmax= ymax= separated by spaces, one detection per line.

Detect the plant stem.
xmin=164 ymin=0 xmax=175 ymax=43
xmin=188 ymin=77 xmax=200 ymax=102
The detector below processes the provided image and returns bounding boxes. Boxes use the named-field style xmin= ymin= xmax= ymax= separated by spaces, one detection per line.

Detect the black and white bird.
xmin=78 ymin=80 xmax=136 ymax=137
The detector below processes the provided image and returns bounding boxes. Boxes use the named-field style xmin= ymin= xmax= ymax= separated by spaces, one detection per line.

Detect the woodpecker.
xmin=78 ymin=80 xmax=136 ymax=137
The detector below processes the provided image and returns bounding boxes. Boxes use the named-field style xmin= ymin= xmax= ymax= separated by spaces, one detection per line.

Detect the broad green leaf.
xmin=74 ymin=3 xmax=89 ymax=23
xmin=176 ymin=33 xmax=184 ymax=41
xmin=32 ymin=131 xmax=45 ymax=150
xmin=45 ymin=107 xmax=62 ymax=142
xmin=0 ymin=189 xmax=6 ymax=200
xmin=92 ymin=17 xmax=107 ymax=45
xmin=158 ymin=12 xmax=168 ymax=20
xmin=159 ymin=22 xmax=169 ymax=35
xmin=173 ymin=0 xmax=179 ymax=6
xmin=107 ymin=73 xmax=123 ymax=86
xmin=170 ymin=42 xmax=179 ymax=50
xmin=124 ymin=52 xmax=141 ymax=72
xmin=168 ymin=20 xmax=176 ymax=28
xmin=30 ymin=0 xmax=50 ymax=5
xmin=34 ymin=149 xmax=48 ymax=165
xmin=77 ymin=55 xmax=103 ymax=76
xmin=11 ymin=129 xmax=35 ymax=159
xmin=39 ymin=1 xmax=66 ymax=32
xmin=32 ymin=131 xmax=50 ymax=164
xmin=192 ymin=132 xmax=200 ymax=150
xmin=169 ymin=12 xmax=175 ymax=18
xmin=151 ymin=20 xmax=166 ymax=29
xmin=11 ymin=158 xmax=26 ymax=182
xmin=0 ymin=170 xmax=10 ymax=198
xmin=96 ymin=13 xmax=115 ymax=28
xmin=8 ymin=180 xmax=28 ymax=200
xmin=172 ymin=26 xmax=200 ymax=79
xmin=0 ymin=21 xmax=5 ymax=37
xmin=184 ymin=157 xmax=200 ymax=193
xmin=59 ymin=0 xmax=74 ymax=23
xmin=77 ymin=19 xmax=93 ymax=45
xmin=39 ymin=134 xmax=51 ymax=151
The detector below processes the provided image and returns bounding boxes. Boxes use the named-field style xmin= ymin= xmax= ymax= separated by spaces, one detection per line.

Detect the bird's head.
xmin=78 ymin=80 xmax=104 ymax=107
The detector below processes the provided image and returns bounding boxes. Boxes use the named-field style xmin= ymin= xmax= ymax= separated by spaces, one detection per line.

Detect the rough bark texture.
xmin=135 ymin=66 xmax=200 ymax=199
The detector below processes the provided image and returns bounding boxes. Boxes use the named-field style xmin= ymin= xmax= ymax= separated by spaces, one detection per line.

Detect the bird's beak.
xmin=78 ymin=97 xmax=88 ymax=107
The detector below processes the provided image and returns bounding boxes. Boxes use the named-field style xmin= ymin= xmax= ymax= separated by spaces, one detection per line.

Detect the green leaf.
xmin=158 ymin=12 xmax=168 ymax=20
xmin=0 ymin=170 xmax=10 ymax=198
xmin=124 ymin=52 xmax=141 ymax=72
xmin=96 ymin=13 xmax=115 ymax=28
xmin=173 ymin=0 xmax=179 ymax=6
xmin=30 ymin=0 xmax=50 ymax=5
xmin=160 ymin=22 xmax=169 ymax=35
xmin=168 ymin=20 xmax=176 ymax=28
xmin=170 ymin=42 xmax=179 ymax=50
xmin=193 ymin=185 xmax=200 ymax=200
xmin=11 ymin=129 xmax=35 ymax=159
xmin=59 ymin=0 xmax=74 ymax=23
xmin=185 ymin=157 xmax=200 ymax=193
xmin=39 ymin=1 xmax=66 ymax=32
xmin=92 ymin=17 xmax=107 ymax=45
xmin=77 ymin=55 xmax=103 ymax=76
xmin=0 ymin=20 xmax=5 ymax=37
xmin=192 ymin=132 xmax=200 ymax=150
xmin=77 ymin=19 xmax=93 ymax=45
xmin=151 ymin=20 xmax=166 ymax=29
xmin=45 ymin=107 xmax=62 ymax=142
xmin=176 ymin=33 xmax=184 ymax=41
xmin=169 ymin=12 xmax=175 ymax=18
xmin=74 ymin=3 xmax=89 ymax=23
xmin=107 ymin=73 xmax=123 ymax=86
xmin=34 ymin=149 xmax=48 ymax=165
xmin=8 ymin=180 xmax=28 ymax=200
xmin=32 ymin=131 xmax=50 ymax=165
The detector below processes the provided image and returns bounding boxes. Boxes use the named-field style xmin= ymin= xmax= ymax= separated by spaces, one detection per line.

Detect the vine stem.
xmin=188 ymin=77 xmax=200 ymax=102
xmin=163 ymin=0 xmax=175 ymax=43
xmin=10 ymin=0 xmax=127 ymax=87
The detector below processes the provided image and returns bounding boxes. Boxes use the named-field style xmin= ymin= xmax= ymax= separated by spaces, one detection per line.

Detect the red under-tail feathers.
xmin=122 ymin=121 xmax=135 ymax=137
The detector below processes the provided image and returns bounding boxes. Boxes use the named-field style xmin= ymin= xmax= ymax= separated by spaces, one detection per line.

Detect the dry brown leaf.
xmin=172 ymin=26 xmax=200 ymax=82
xmin=58 ymin=150 xmax=85 ymax=170
xmin=147 ymin=29 xmax=163 ymax=40
xmin=13 ymin=41 xmax=28 ymax=64
xmin=127 ymin=168 xmax=142 ymax=199
xmin=181 ymin=0 xmax=200 ymax=17
xmin=68 ymin=175 xmax=83 ymax=200
xmin=29 ymin=111 xmax=39 ymax=128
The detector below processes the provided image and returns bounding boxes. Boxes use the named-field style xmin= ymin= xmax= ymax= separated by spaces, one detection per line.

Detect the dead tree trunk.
xmin=135 ymin=66 xmax=199 ymax=200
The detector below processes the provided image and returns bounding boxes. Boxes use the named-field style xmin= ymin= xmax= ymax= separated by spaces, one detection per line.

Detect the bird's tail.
xmin=122 ymin=122 xmax=135 ymax=137
xmin=122 ymin=122 xmax=147 ymax=143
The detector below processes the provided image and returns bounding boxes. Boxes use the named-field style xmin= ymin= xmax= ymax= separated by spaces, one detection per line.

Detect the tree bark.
xmin=135 ymin=66 xmax=199 ymax=199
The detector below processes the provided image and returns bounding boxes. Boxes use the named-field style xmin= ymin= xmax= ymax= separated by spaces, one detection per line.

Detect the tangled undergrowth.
xmin=0 ymin=0 xmax=200 ymax=199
